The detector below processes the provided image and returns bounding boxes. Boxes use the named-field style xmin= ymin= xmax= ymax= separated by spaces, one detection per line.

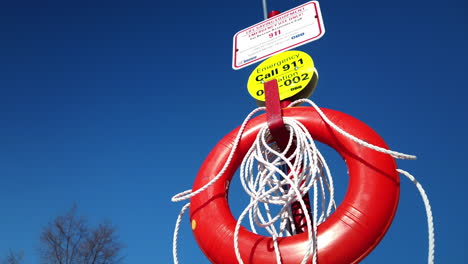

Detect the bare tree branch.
xmin=38 ymin=206 xmax=124 ymax=264
xmin=1 ymin=249 xmax=24 ymax=264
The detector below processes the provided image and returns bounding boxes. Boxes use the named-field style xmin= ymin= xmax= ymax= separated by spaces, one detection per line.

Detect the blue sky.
xmin=0 ymin=0 xmax=467 ymax=263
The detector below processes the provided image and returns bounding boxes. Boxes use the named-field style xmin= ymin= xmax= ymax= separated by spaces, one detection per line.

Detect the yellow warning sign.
xmin=247 ymin=50 xmax=314 ymax=101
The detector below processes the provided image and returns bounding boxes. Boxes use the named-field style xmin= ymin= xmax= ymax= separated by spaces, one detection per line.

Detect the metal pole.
xmin=262 ymin=0 xmax=268 ymax=20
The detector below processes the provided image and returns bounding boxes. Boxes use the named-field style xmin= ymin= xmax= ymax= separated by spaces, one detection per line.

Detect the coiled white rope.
xmin=171 ymin=99 xmax=434 ymax=264
xmin=234 ymin=115 xmax=337 ymax=264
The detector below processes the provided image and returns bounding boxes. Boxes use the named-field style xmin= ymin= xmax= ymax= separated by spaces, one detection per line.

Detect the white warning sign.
xmin=232 ymin=1 xmax=325 ymax=70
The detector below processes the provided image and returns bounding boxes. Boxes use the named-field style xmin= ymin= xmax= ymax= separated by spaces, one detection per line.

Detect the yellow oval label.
xmin=191 ymin=219 xmax=197 ymax=230
xmin=247 ymin=51 xmax=314 ymax=101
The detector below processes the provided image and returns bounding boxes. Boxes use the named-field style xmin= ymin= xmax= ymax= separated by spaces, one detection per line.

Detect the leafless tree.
xmin=1 ymin=250 xmax=24 ymax=264
xmin=39 ymin=205 xmax=124 ymax=264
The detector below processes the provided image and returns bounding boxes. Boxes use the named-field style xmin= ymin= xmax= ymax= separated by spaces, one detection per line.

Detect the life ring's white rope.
xmin=171 ymin=107 xmax=266 ymax=203
xmin=397 ymin=169 xmax=435 ymax=264
xmin=171 ymin=99 xmax=434 ymax=264
xmin=290 ymin=99 xmax=417 ymax=160
xmin=172 ymin=202 xmax=190 ymax=264
xmin=235 ymin=115 xmax=335 ymax=264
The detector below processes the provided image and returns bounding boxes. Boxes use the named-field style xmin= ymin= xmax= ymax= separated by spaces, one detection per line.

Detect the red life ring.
xmin=189 ymin=107 xmax=399 ymax=264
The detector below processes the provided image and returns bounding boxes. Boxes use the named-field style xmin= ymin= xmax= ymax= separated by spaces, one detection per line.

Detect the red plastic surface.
xmin=190 ymin=107 xmax=400 ymax=264
xmin=268 ymin=10 xmax=281 ymax=18
xmin=264 ymin=79 xmax=289 ymax=150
